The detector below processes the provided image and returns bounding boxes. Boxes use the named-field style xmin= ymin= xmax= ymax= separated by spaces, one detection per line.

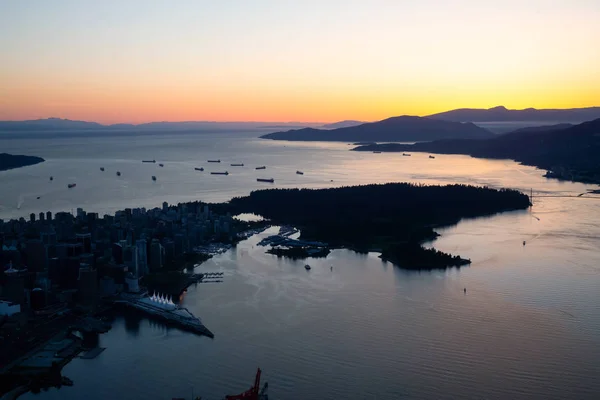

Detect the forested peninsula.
xmin=211 ymin=183 xmax=530 ymax=270
xmin=0 ymin=153 xmax=45 ymax=171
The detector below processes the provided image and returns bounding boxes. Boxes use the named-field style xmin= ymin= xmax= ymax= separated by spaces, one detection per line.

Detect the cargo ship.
xmin=255 ymin=166 xmax=266 ymax=170
xmin=211 ymin=171 xmax=229 ymax=175
xmin=67 ymin=183 xmax=76 ymax=188
xmin=429 ymin=155 xmax=435 ymax=159
xmin=194 ymin=167 xmax=204 ymax=171
xmin=296 ymin=170 xmax=304 ymax=175
xmin=159 ymin=163 xmax=164 ymax=167
xmin=257 ymin=178 xmax=274 ymax=183
xmin=402 ymin=153 xmax=411 ymax=157
xmin=208 ymin=159 xmax=221 ymax=163
xmin=142 ymin=159 xmax=156 ymax=163
xmin=100 ymin=167 xmax=105 ymax=171
xmin=230 ymin=163 xmax=244 ymax=167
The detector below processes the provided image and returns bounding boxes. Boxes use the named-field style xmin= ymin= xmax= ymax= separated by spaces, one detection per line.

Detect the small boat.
xmin=402 ymin=153 xmax=411 ymax=157
xmin=142 ymin=159 xmax=156 ymax=163
xmin=116 ymin=171 xmax=121 ymax=176
xmin=36 ymin=196 xmax=41 ymax=199
xmin=429 ymin=155 xmax=435 ymax=159
xmin=100 ymin=167 xmax=105 ymax=171
xmin=255 ymin=166 xmax=266 ymax=170
xmin=208 ymin=159 xmax=221 ymax=163
xmin=296 ymin=171 xmax=304 ymax=175
xmin=152 ymin=175 xmax=157 ymax=181
xmin=194 ymin=167 xmax=204 ymax=171
xmin=257 ymin=178 xmax=274 ymax=183
xmin=68 ymin=183 xmax=76 ymax=188
xmin=523 ymin=240 xmax=526 ymax=246
xmin=304 ymin=264 xmax=311 ymax=270
xmin=50 ymin=176 xmax=53 ymax=181
xmin=211 ymin=171 xmax=229 ymax=175
xmin=230 ymin=163 xmax=244 ymax=167
xmin=159 ymin=163 xmax=164 ymax=167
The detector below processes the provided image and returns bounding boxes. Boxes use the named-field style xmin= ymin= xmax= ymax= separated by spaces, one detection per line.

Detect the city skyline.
xmin=2 ymin=0 xmax=600 ymax=124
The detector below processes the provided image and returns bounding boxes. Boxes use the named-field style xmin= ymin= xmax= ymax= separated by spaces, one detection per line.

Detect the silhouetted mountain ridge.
xmin=353 ymin=119 xmax=600 ymax=184
xmin=0 ymin=118 xmax=321 ymax=132
xmin=261 ymin=116 xmax=493 ymax=142
xmin=428 ymin=106 xmax=600 ymax=123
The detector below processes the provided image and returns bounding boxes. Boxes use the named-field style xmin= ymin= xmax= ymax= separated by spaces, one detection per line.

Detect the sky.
xmin=1 ymin=0 xmax=599 ymax=123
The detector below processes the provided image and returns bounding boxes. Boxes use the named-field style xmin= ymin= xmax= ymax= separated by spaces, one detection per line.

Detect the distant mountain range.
xmin=353 ymin=118 xmax=600 ymax=185
xmin=427 ymin=106 xmax=600 ymax=123
xmin=321 ymin=120 xmax=364 ymax=129
xmin=0 ymin=118 xmax=322 ymax=132
xmin=260 ymin=116 xmax=494 ymax=142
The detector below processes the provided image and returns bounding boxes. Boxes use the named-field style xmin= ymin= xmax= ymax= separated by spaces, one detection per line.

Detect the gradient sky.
xmin=1 ymin=0 xmax=599 ymax=123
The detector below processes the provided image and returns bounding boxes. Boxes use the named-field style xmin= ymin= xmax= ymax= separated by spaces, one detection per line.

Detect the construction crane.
xmin=225 ymin=368 xmax=268 ymax=400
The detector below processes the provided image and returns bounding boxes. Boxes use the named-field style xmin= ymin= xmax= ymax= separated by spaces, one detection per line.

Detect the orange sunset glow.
xmin=1 ymin=0 xmax=599 ymax=123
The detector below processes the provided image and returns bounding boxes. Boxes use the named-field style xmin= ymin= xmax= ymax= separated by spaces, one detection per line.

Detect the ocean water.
xmin=2 ymin=130 xmax=599 ymax=399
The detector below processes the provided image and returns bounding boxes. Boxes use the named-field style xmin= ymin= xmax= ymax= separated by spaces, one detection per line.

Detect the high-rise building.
xmin=76 ymin=232 xmax=92 ymax=253
xmin=46 ymin=211 xmax=52 ymax=221
xmin=174 ymin=233 xmax=185 ymax=257
xmin=40 ymin=230 xmax=57 ymax=246
xmin=162 ymin=202 xmax=168 ymax=212
xmin=25 ymin=239 xmax=47 ymax=272
xmin=29 ymin=213 xmax=36 ymax=222
xmin=78 ymin=266 xmax=98 ymax=307
xmin=136 ymin=239 xmax=148 ymax=277
xmin=123 ymin=245 xmax=138 ymax=277
xmin=39 ymin=212 xmax=45 ymax=222
xmin=112 ymin=243 xmax=123 ymax=264
xmin=150 ymin=239 xmax=164 ymax=271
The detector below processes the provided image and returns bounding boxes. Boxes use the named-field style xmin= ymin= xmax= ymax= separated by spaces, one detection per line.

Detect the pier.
xmin=115 ymin=293 xmax=214 ymax=338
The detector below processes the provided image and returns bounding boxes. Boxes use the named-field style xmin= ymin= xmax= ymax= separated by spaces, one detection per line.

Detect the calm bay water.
xmin=2 ymin=130 xmax=599 ymax=399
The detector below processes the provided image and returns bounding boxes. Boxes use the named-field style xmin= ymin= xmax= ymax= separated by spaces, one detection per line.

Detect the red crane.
xmin=225 ymin=368 xmax=267 ymax=400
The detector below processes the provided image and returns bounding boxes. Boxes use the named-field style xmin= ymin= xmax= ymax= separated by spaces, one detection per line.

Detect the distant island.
xmin=427 ymin=105 xmax=600 ymax=123
xmin=260 ymin=116 xmax=493 ymax=142
xmin=353 ymin=118 xmax=600 ymax=185
xmin=0 ymin=153 xmax=45 ymax=171
xmin=212 ymin=183 xmax=530 ymax=270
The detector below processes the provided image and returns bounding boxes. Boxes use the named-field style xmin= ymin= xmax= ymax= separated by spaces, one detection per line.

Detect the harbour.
xmin=3 ymin=132 xmax=600 ymax=400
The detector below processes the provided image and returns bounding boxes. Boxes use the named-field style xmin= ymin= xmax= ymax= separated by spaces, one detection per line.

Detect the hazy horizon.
xmin=2 ymin=0 xmax=599 ymax=124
